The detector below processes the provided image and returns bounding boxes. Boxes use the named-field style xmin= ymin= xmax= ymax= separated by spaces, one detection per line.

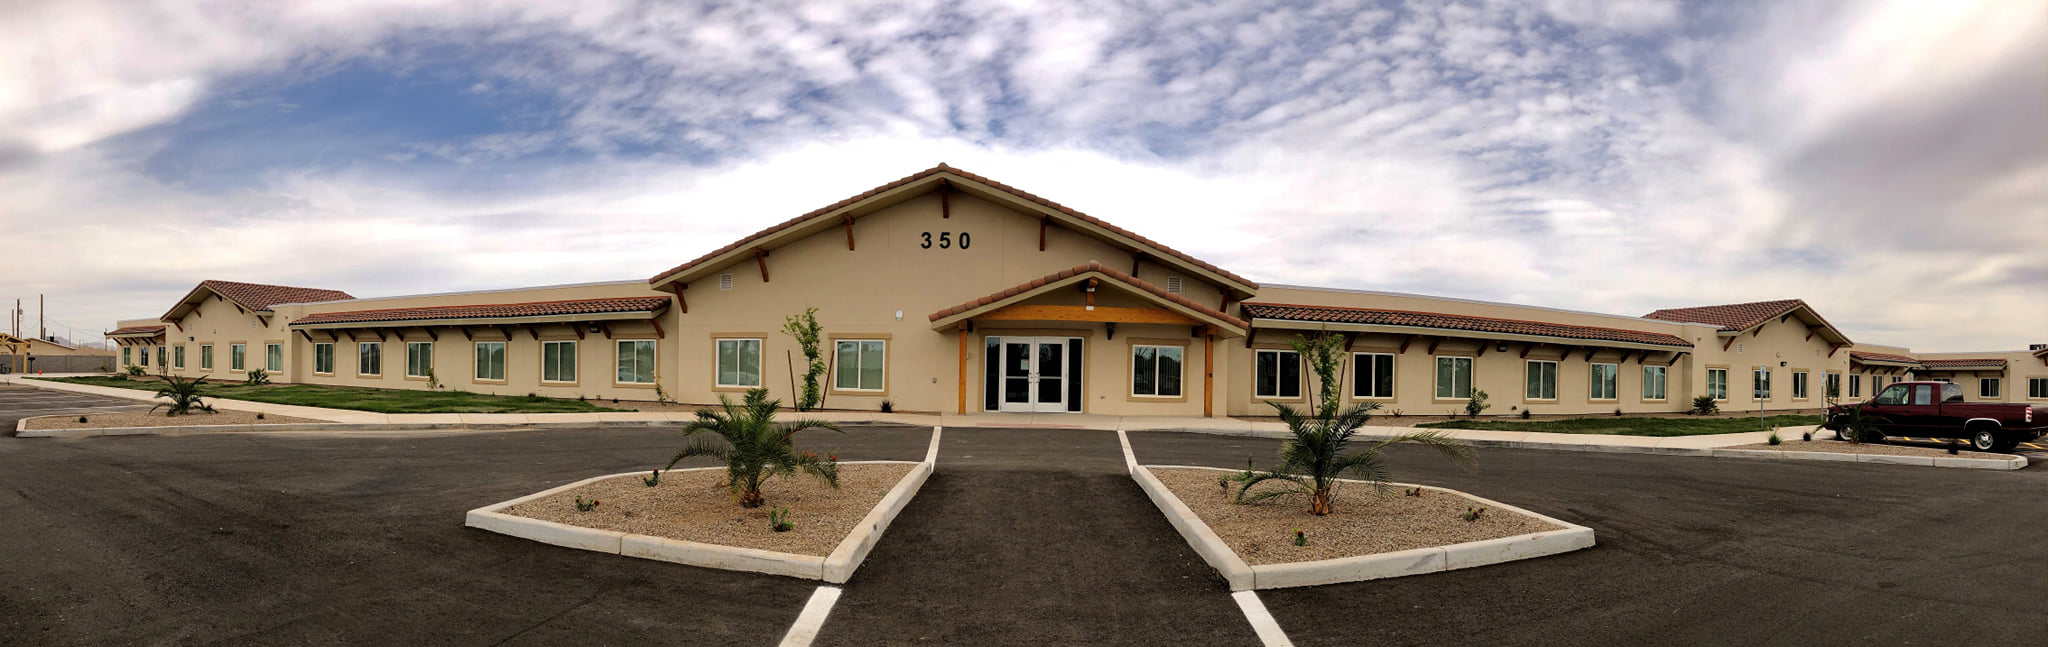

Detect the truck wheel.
xmin=1970 ymin=429 xmax=1999 ymax=452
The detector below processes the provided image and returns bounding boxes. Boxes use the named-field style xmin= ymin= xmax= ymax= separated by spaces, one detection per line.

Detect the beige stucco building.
xmin=108 ymin=164 xmax=2048 ymax=416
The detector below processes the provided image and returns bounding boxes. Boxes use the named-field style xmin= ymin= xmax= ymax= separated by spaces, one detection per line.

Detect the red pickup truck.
xmin=1827 ymin=381 xmax=2046 ymax=452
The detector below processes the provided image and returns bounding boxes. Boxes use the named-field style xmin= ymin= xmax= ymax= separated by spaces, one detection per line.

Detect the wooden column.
xmin=957 ymin=322 xmax=969 ymax=415
xmin=1204 ymin=331 xmax=1215 ymax=418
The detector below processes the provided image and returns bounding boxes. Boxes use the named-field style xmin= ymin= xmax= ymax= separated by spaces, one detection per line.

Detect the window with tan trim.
xmin=618 ymin=339 xmax=657 ymax=385
xmin=1256 ymin=349 xmax=1302 ymax=399
xmin=1435 ymin=356 xmax=1473 ymax=400
xmin=1525 ymin=360 xmax=1558 ymax=401
xmin=406 ymin=341 xmax=433 ymax=378
xmin=1707 ymin=368 xmax=1728 ymax=401
xmin=713 ymin=338 xmax=759 ymax=388
xmin=313 ymin=343 xmax=331 ymax=375
xmin=1642 ymin=365 xmax=1666 ymax=401
xmin=542 ymin=340 xmax=577 ymax=383
xmin=1131 ymin=344 xmax=1183 ymax=398
xmin=231 ymin=343 xmax=246 ymax=372
xmin=122 ymin=347 xmax=131 ymax=366
xmin=173 ymin=345 xmax=185 ymax=369
xmin=1589 ymin=363 xmax=1618 ymax=400
xmin=835 ymin=340 xmax=887 ymax=392
xmin=1979 ymin=377 xmax=2000 ymax=399
xmin=199 ymin=345 xmax=213 ymax=370
xmin=357 ymin=342 xmax=381 ymax=376
xmin=266 ymin=343 xmax=283 ymax=373
xmin=1792 ymin=370 xmax=1809 ymax=400
xmin=1353 ymin=353 xmax=1395 ymax=399
xmin=2027 ymin=377 xmax=2048 ymax=399
xmin=1849 ymin=373 xmax=1861 ymax=398
xmin=475 ymin=341 xmax=506 ymax=382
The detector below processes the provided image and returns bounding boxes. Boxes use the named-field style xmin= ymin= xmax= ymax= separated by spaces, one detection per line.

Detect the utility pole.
xmin=40 ymin=294 xmax=45 ymax=341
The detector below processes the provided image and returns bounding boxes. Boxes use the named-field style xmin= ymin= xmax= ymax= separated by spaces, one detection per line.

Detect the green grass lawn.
xmin=33 ymin=376 xmax=626 ymax=414
xmin=1415 ymin=414 xmax=1827 ymax=437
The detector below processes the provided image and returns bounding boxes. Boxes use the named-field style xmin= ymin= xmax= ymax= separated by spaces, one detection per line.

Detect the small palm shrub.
xmin=1232 ymin=401 xmax=1473 ymax=516
xmin=1292 ymin=529 xmax=1307 ymax=546
xmin=1462 ymin=507 xmax=1487 ymax=522
xmin=150 ymin=374 xmax=217 ymax=416
xmin=574 ymin=496 xmax=599 ymax=512
xmin=1689 ymin=395 xmax=1718 ymax=416
xmin=769 ymin=508 xmax=793 ymax=532
xmin=643 ymin=470 xmax=661 ymax=487
xmin=244 ymin=368 xmax=270 ymax=386
xmin=665 ymin=388 xmax=843 ymax=508
xmin=1767 ymin=431 xmax=1782 ymax=446
xmin=1464 ymin=390 xmax=1491 ymax=418
xmin=125 ymin=365 xmax=146 ymax=377
xmin=880 ymin=399 xmax=894 ymax=413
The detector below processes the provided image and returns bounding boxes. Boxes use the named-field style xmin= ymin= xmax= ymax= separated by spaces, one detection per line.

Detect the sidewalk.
xmin=6 ymin=373 xmax=1803 ymax=451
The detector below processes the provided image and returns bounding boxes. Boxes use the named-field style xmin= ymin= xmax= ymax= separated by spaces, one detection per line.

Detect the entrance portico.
xmin=930 ymin=262 xmax=1248 ymax=417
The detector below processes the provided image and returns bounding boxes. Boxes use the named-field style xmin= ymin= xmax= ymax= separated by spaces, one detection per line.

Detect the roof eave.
xmin=290 ymin=309 xmax=665 ymax=330
xmin=1245 ymin=318 xmax=1689 ymax=352
xmin=929 ymin=271 xmax=1246 ymax=336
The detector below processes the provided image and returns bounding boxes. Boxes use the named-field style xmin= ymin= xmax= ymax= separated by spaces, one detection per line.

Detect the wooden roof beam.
xmin=754 ymin=248 xmax=771 ymax=283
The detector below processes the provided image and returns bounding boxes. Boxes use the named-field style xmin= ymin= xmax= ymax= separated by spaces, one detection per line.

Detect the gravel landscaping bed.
xmin=23 ymin=410 xmax=322 ymax=430
xmin=1152 ymin=467 xmax=1561 ymax=566
xmin=505 ymin=462 xmax=916 ymax=557
xmin=1729 ymin=439 xmax=2003 ymax=458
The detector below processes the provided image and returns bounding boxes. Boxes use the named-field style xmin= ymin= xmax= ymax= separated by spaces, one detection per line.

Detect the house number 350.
xmin=921 ymin=231 xmax=970 ymax=249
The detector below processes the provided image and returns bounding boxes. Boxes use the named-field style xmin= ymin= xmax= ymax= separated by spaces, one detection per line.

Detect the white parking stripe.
xmin=778 ymin=585 xmax=842 ymax=647
xmin=1232 ymin=590 xmax=1295 ymax=647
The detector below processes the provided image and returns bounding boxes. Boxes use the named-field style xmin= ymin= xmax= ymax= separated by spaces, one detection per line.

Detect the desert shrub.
xmin=880 ymin=399 xmax=894 ymax=413
xmin=1689 ymin=395 xmax=1719 ymax=416
xmin=781 ymin=308 xmax=826 ymax=411
xmin=1232 ymin=400 xmax=1473 ymax=516
xmin=1464 ymin=390 xmax=1491 ymax=418
xmin=244 ymin=368 xmax=270 ymax=386
xmin=1462 ymin=507 xmax=1487 ymax=522
xmin=1767 ymin=431 xmax=1782 ymax=446
xmin=150 ymin=374 xmax=216 ymax=416
xmin=574 ymin=496 xmax=599 ymax=512
xmin=643 ymin=470 xmax=661 ymax=487
xmin=769 ymin=508 xmax=793 ymax=532
xmin=125 ymin=365 xmax=146 ymax=377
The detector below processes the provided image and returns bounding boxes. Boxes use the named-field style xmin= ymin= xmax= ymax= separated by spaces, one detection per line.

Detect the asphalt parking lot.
xmin=2 ymin=411 xmax=2044 ymax=645
xmin=0 ymin=385 xmax=151 ymax=434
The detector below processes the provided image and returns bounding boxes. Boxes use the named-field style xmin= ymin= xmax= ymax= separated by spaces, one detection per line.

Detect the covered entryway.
xmin=988 ymin=336 xmax=1082 ymax=412
xmin=930 ymin=261 xmax=1249 ymax=417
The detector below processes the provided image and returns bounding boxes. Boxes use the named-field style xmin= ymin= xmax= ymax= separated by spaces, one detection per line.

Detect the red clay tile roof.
xmin=1240 ymin=303 xmax=1693 ymax=347
xmin=647 ymin=164 xmax=1257 ymax=292
xmin=106 ymin=325 xmax=167 ymax=336
xmin=290 ymin=297 xmax=670 ymax=326
xmin=199 ymin=280 xmax=355 ymax=311
xmin=1918 ymin=358 xmax=2008 ymax=369
xmin=928 ymin=261 xmax=1247 ymax=329
xmin=1641 ymin=299 xmax=1805 ymax=331
xmin=1849 ymin=351 xmax=1919 ymax=365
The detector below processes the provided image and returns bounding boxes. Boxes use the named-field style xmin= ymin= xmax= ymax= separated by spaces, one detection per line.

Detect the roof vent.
xmin=719 ymin=274 xmax=734 ymax=291
xmin=1166 ymin=276 xmax=1183 ymax=294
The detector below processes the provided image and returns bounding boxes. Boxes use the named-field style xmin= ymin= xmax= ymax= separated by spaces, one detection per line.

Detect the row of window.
xmin=125 ymin=344 xmax=279 ymax=373
xmin=1252 ymin=350 xmax=1672 ymax=402
xmin=712 ymin=338 xmax=888 ymax=391
xmin=307 ymin=340 xmax=662 ymax=385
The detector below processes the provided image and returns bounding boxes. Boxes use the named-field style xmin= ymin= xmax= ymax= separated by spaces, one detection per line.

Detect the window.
xmin=231 ymin=343 xmax=246 ymax=371
xmin=1435 ymin=356 xmax=1473 ymax=400
xmin=1589 ymin=363 xmax=1618 ymax=400
xmin=835 ymin=340 xmax=887 ymax=391
xmin=542 ymin=341 xmax=577 ymax=383
xmin=1824 ymin=372 xmax=1840 ymax=399
xmin=1753 ymin=367 xmax=1771 ymax=399
xmin=1525 ymin=360 xmax=1558 ymax=400
xmin=1792 ymin=371 xmax=1809 ymax=399
xmin=619 ymin=340 xmax=658 ymax=385
xmin=139 ymin=346 xmax=149 ymax=366
xmin=1849 ymin=374 xmax=1861 ymax=398
xmin=475 ymin=341 xmax=506 ymax=381
xmin=174 ymin=345 xmax=185 ymax=369
xmin=1642 ymin=365 xmax=1667 ymax=400
xmin=1353 ymin=353 xmax=1395 ymax=399
xmin=406 ymin=341 xmax=433 ymax=378
xmin=156 ymin=346 xmax=165 ymax=367
xmin=713 ymin=339 xmax=758 ymax=387
xmin=1707 ymin=368 xmax=1728 ymax=401
xmin=1980 ymin=377 xmax=2000 ymax=399
xmin=200 ymin=345 xmax=213 ymax=370
xmin=1255 ymin=350 xmax=1301 ymax=399
xmin=2028 ymin=377 xmax=2048 ymax=399
xmin=1873 ymin=384 xmax=1909 ymax=405
xmin=1132 ymin=345 xmax=1184 ymax=397
xmin=313 ymin=343 xmax=332 ymax=374
xmin=122 ymin=347 xmax=131 ymax=366
xmin=266 ymin=343 xmax=283 ymax=373
xmin=357 ymin=342 xmax=381 ymax=376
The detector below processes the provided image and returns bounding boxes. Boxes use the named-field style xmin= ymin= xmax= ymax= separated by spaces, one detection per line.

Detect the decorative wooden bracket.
xmin=649 ymin=317 xmax=666 ymax=340
xmin=669 ymin=283 xmax=688 ymax=314
xmin=597 ymin=322 xmax=613 ymax=340
xmin=496 ymin=325 xmax=515 ymax=341
xmin=296 ymin=329 xmax=312 ymax=343
xmin=1721 ymin=336 xmax=1737 ymax=351
xmin=422 ymin=327 xmax=437 ymax=341
xmin=1039 ymin=216 xmax=1047 ymax=252
xmin=1245 ymin=326 xmax=1257 ymax=349
xmin=459 ymin=327 xmax=473 ymax=341
xmin=525 ymin=324 xmax=541 ymax=341
xmin=1666 ymin=351 xmax=1688 ymax=367
xmin=754 ymin=248 xmax=771 ymax=283
xmin=939 ymin=179 xmax=950 ymax=218
xmin=1398 ymin=335 xmax=1416 ymax=354
xmin=1781 ymin=313 xmax=1794 ymax=324
xmin=1426 ymin=337 xmax=1443 ymax=355
xmin=1558 ymin=346 xmax=1574 ymax=362
xmin=1805 ymin=327 xmax=1818 ymax=341
xmin=1521 ymin=342 xmax=1537 ymax=359
xmin=255 ymin=315 xmax=270 ymax=328
xmin=843 ymin=214 xmax=856 ymax=251
xmin=571 ymin=323 xmax=585 ymax=340
xmin=342 ymin=329 xmax=358 ymax=342
xmin=1131 ymin=251 xmax=1145 ymax=277
xmin=1828 ymin=343 xmax=1843 ymax=358
xmin=1475 ymin=341 xmax=1489 ymax=358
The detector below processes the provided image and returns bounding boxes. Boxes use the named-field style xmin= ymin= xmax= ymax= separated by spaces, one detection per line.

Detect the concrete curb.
xmin=1703 ymin=448 xmax=2024 ymax=470
xmin=1133 ymin=465 xmax=1595 ymax=591
xmin=463 ymin=427 xmax=939 ymax=583
xmin=1160 ymin=427 xmax=2028 ymax=471
xmin=13 ymin=417 xmax=680 ymax=438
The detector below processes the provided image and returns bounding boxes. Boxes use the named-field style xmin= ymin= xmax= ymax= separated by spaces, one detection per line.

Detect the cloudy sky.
xmin=1 ymin=0 xmax=2041 ymax=351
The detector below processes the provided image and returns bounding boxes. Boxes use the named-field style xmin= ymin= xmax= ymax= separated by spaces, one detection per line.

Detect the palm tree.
xmin=1234 ymin=401 xmax=1473 ymax=516
xmin=664 ymin=388 xmax=842 ymax=508
xmin=151 ymin=373 xmax=217 ymax=416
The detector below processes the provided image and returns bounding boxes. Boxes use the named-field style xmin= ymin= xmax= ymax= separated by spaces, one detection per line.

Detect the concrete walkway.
xmin=3 ymin=373 xmax=1808 ymax=451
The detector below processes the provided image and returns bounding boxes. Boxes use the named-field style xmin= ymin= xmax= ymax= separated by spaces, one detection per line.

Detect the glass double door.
xmin=997 ymin=337 xmax=1075 ymax=413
